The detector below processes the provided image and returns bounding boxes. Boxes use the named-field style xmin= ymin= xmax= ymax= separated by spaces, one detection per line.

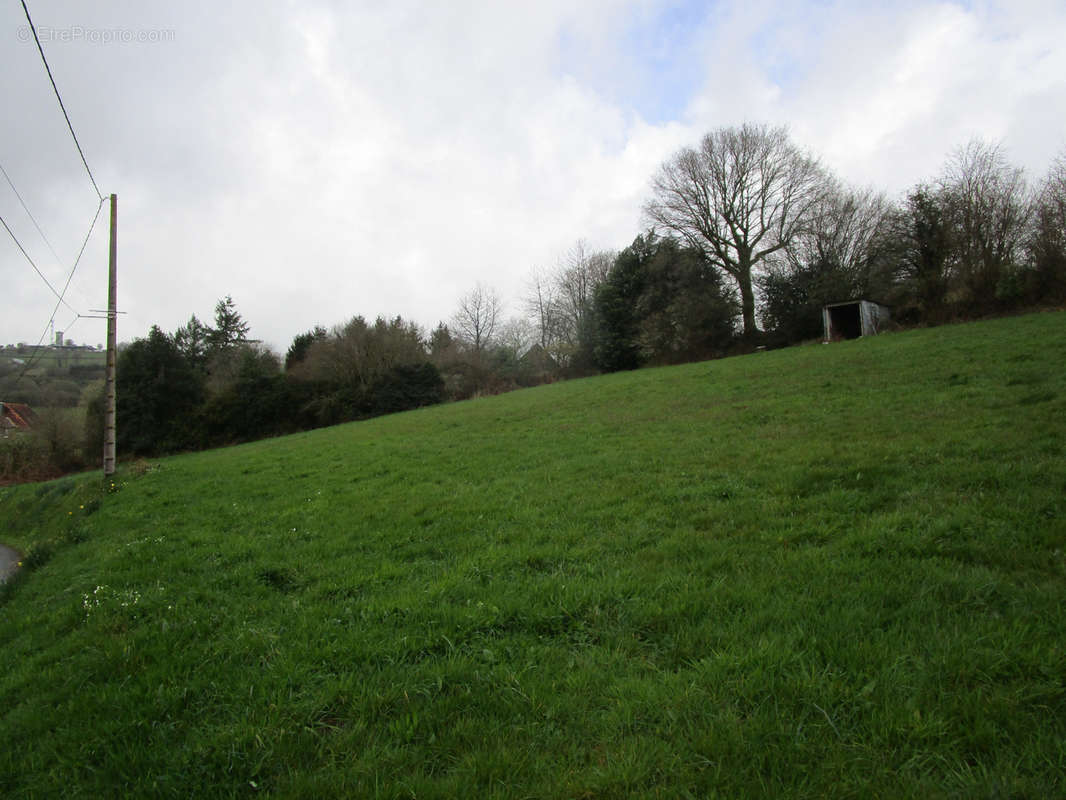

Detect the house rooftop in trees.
xmin=1 ymin=402 xmax=36 ymax=435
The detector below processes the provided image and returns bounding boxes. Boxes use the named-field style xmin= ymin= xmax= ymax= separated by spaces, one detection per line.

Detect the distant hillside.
xmin=1 ymin=311 xmax=1064 ymax=797
xmin=0 ymin=344 xmax=105 ymax=407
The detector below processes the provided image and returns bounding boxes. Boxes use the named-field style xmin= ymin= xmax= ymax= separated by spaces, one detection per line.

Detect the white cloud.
xmin=2 ymin=0 xmax=1064 ymax=353
xmin=683 ymin=0 xmax=1066 ymax=194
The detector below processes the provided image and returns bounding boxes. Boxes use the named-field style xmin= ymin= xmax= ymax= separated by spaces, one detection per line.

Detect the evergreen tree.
xmin=593 ymin=233 xmax=737 ymax=370
xmin=898 ymin=187 xmax=952 ymax=322
xmin=116 ymin=326 xmax=203 ymax=455
xmin=173 ymin=314 xmax=210 ymax=369
xmin=285 ymin=326 xmax=326 ymax=370
xmin=592 ymin=234 xmax=652 ymax=371
xmin=207 ymin=295 xmax=250 ymax=352
xmin=635 ymin=239 xmax=737 ymax=362
xmin=428 ymin=323 xmax=455 ymax=361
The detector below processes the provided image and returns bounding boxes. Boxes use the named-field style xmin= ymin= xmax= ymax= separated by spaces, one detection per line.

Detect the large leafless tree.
xmin=451 ymin=282 xmax=502 ymax=355
xmin=644 ymin=123 xmax=830 ymax=336
xmin=552 ymin=240 xmax=612 ymax=357
xmin=1029 ymin=149 xmax=1066 ymax=299
xmin=496 ymin=316 xmax=535 ymax=359
xmin=781 ymin=184 xmax=896 ymax=298
xmin=525 ymin=267 xmax=558 ymax=351
xmin=939 ymin=139 xmax=1032 ymax=309
xmin=1043 ymin=149 xmax=1066 ymax=223
xmin=524 ymin=240 xmax=613 ymax=366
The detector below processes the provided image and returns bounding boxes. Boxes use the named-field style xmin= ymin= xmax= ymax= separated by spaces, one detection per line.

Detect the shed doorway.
xmin=822 ymin=300 xmax=891 ymax=342
xmin=826 ymin=303 xmax=862 ymax=340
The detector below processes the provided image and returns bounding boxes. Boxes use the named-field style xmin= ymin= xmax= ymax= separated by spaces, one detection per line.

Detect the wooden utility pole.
xmin=103 ymin=193 xmax=117 ymax=477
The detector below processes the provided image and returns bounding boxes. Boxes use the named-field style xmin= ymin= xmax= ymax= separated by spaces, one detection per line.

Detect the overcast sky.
xmin=2 ymin=0 xmax=1064 ymax=353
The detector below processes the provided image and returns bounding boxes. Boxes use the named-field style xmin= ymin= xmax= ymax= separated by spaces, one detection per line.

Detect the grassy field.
xmin=1 ymin=312 xmax=1064 ymax=798
xmin=2 ymin=344 xmax=106 ymax=372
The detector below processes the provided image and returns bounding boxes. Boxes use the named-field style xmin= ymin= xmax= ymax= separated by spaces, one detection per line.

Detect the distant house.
xmin=1 ymin=402 xmax=36 ymax=437
xmin=822 ymin=300 xmax=891 ymax=342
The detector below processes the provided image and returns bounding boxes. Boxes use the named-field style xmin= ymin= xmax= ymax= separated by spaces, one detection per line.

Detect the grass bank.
xmin=2 ymin=312 xmax=1064 ymax=798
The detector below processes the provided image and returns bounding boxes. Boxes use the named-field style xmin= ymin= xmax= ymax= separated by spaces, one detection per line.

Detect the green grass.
xmin=2 ymin=312 xmax=1065 ymax=798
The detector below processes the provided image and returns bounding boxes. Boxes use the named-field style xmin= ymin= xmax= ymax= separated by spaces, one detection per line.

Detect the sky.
xmin=2 ymin=0 xmax=1064 ymax=354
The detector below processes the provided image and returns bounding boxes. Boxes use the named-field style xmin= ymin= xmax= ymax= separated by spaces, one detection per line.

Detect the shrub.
xmin=0 ymin=435 xmax=53 ymax=484
xmin=367 ymin=362 xmax=445 ymax=415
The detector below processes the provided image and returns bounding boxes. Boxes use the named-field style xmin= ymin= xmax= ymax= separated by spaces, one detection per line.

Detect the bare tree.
xmin=451 ymin=283 xmax=503 ymax=355
xmin=1028 ymin=148 xmax=1066 ymax=300
xmin=496 ymin=316 xmax=535 ymax=359
xmin=939 ymin=139 xmax=1031 ymax=309
xmin=295 ymin=315 xmax=425 ymax=392
xmin=1044 ymin=149 xmax=1066 ymax=218
xmin=644 ymin=123 xmax=830 ymax=336
xmin=550 ymin=240 xmax=614 ymax=363
xmin=782 ymin=184 xmax=895 ymax=298
xmin=205 ymin=341 xmax=281 ymax=397
xmin=525 ymin=267 xmax=559 ymax=351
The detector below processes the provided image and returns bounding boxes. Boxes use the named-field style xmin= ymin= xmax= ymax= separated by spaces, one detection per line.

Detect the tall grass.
xmin=1 ymin=312 xmax=1064 ymax=798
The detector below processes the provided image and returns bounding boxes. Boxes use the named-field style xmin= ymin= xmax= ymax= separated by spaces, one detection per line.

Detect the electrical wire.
xmin=59 ymin=196 xmax=105 ymax=316
xmin=0 ymin=158 xmax=96 ymax=314
xmin=3 ymin=3 xmax=109 ymax=401
xmin=3 ymin=300 xmax=65 ymax=399
xmin=3 ymin=199 xmax=105 ymax=392
xmin=19 ymin=0 xmax=104 ymax=202
xmin=0 ymin=160 xmax=63 ymax=266
xmin=0 ymin=210 xmax=79 ymax=315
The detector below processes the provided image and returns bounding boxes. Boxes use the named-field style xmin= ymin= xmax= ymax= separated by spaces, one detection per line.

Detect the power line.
xmin=6 ymin=281 xmax=75 ymax=393
xmin=5 ymin=2 xmax=110 ymax=403
xmin=4 ymin=200 xmax=104 ymax=393
xmin=0 ymin=210 xmax=79 ymax=316
xmin=1 ymin=159 xmax=100 ymax=314
xmin=19 ymin=0 xmax=104 ymax=202
xmin=57 ymin=196 xmax=106 ymax=317
xmin=0 ymin=160 xmax=63 ymax=266
xmin=9 ymin=305 xmax=69 ymax=394
xmin=1 ymin=196 xmax=103 ymax=328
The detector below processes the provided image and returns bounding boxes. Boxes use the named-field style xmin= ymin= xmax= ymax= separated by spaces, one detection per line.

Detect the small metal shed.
xmin=822 ymin=300 xmax=891 ymax=342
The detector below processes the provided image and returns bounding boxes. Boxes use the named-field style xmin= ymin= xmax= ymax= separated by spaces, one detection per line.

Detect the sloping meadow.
xmin=1 ymin=312 xmax=1064 ymax=798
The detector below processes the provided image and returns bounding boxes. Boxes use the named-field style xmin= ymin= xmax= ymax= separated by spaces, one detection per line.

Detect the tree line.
xmin=111 ymin=126 xmax=1066 ymax=458
xmin=464 ymin=126 xmax=1064 ymax=374
xmin=616 ymin=126 xmax=1064 ymax=356
xmin=105 ymin=290 xmax=574 ymax=458
xmin=6 ymin=123 xmax=1062 ymax=475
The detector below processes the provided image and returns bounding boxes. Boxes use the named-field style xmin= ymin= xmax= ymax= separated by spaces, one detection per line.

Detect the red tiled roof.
xmin=0 ymin=403 xmax=35 ymax=430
